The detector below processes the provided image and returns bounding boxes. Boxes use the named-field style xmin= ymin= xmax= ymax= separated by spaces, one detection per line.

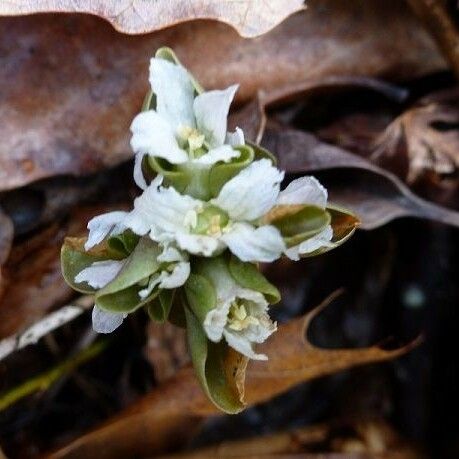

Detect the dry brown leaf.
xmin=0 ymin=205 xmax=122 ymax=338
xmin=263 ymin=125 xmax=459 ymax=229
xmin=0 ymin=0 xmax=304 ymax=38
xmin=373 ymin=98 xmax=459 ymax=185
xmin=47 ymin=293 xmax=418 ymax=459
xmin=144 ymin=321 xmax=189 ymax=383
xmin=158 ymin=419 xmax=421 ymax=458
xmin=0 ymin=208 xmax=13 ymax=266
xmin=0 ymin=1 xmax=445 ymax=191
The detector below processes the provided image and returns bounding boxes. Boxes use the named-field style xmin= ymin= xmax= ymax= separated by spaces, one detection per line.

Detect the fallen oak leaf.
xmin=0 ymin=0 xmax=304 ymax=38
xmin=46 ymin=292 xmax=419 ymax=459
xmin=0 ymin=1 xmax=446 ymax=191
xmin=244 ymin=291 xmax=421 ymax=405
xmin=372 ymin=95 xmax=459 ymax=184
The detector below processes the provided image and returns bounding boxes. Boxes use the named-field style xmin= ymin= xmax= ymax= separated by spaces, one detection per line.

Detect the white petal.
xmin=193 ymin=85 xmax=238 ymax=148
xmin=204 ymin=301 xmax=231 ymax=342
xmin=277 ymin=176 xmax=328 ymax=208
xmin=85 ymin=211 xmax=128 ymax=250
xmin=123 ymin=181 xmax=200 ymax=237
xmin=130 ymin=111 xmax=188 ymax=164
xmin=213 ymin=159 xmax=284 ymax=221
xmin=225 ymin=127 xmax=245 ymax=146
xmin=157 ymin=245 xmax=186 ymax=263
xmin=175 ymin=232 xmax=223 ymax=257
xmin=92 ymin=306 xmax=125 ymax=334
xmin=285 ymin=225 xmax=334 ymax=260
xmin=221 ymin=223 xmax=285 ymax=263
xmin=133 ymin=152 xmax=148 ymax=190
xmin=193 ymin=145 xmax=240 ymax=165
xmin=150 ymin=58 xmax=195 ymax=130
xmin=223 ymin=330 xmax=267 ymax=360
xmin=159 ymin=261 xmax=190 ymax=289
xmin=75 ymin=259 xmax=125 ymax=289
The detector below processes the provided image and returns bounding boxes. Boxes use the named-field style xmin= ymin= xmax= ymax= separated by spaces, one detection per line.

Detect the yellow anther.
xmin=206 ymin=215 xmax=222 ymax=236
xmin=178 ymin=125 xmax=205 ymax=151
xmin=228 ymin=302 xmax=259 ymax=331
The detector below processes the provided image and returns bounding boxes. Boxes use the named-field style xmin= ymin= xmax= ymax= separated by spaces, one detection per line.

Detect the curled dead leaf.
xmin=0 ymin=1 xmax=445 ymax=191
xmin=373 ymin=92 xmax=459 ymax=190
xmin=46 ymin=292 xmax=419 ymax=459
xmin=263 ymin=125 xmax=459 ymax=229
xmin=0 ymin=0 xmax=304 ymax=38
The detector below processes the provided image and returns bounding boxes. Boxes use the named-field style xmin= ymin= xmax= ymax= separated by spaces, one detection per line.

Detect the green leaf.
xmin=248 ymin=141 xmax=277 ymax=166
xmin=208 ymin=145 xmax=255 ymax=197
xmin=96 ymin=238 xmax=162 ymax=313
xmin=147 ymin=156 xmax=190 ymax=193
xmin=267 ymin=205 xmax=331 ymax=248
xmin=184 ymin=305 xmax=247 ymax=414
xmin=107 ymin=230 xmax=140 ymax=257
xmin=146 ymin=289 xmax=175 ymax=322
xmin=184 ymin=273 xmax=217 ymax=323
xmin=301 ymin=205 xmax=360 ymax=258
xmin=61 ymin=237 xmax=124 ymax=294
xmin=168 ymin=292 xmax=187 ymax=328
xmin=228 ymin=255 xmax=280 ymax=304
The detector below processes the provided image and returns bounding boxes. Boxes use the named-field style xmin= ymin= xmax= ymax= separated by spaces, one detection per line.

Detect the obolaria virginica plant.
xmin=61 ymin=48 xmax=359 ymax=413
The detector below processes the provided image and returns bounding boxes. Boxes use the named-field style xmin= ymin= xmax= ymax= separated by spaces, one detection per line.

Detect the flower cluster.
xmin=61 ymin=48 xmax=358 ymax=411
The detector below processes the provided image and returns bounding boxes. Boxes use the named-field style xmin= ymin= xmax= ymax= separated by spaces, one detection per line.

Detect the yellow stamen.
xmin=228 ymin=302 xmax=259 ymax=331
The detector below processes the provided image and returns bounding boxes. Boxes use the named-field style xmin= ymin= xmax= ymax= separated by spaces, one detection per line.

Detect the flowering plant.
xmin=61 ymin=47 xmax=358 ymax=413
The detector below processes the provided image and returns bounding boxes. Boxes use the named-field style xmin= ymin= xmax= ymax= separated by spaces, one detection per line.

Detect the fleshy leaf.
xmin=184 ymin=273 xmax=217 ymax=323
xmin=61 ymin=237 xmax=124 ymax=294
xmin=265 ymin=205 xmax=331 ymax=248
xmin=146 ymin=289 xmax=175 ymax=323
xmin=107 ymin=230 xmax=140 ymax=257
xmin=147 ymin=145 xmax=258 ymax=200
xmin=95 ymin=238 xmax=162 ymax=313
xmin=228 ymin=255 xmax=280 ymax=304
xmin=248 ymin=141 xmax=277 ymax=165
xmin=300 ymin=205 xmax=360 ymax=258
xmin=185 ymin=305 xmax=247 ymax=414
xmin=208 ymin=145 xmax=255 ymax=197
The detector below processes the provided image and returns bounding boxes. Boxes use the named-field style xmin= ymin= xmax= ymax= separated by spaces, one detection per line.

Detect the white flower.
xmin=121 ymin=159 xmax=287 ymax=263
xmin=85 ymin=163 xmax=333 ymax=263
xmin=277 ymin=176 xmax=334 ymax=260
xmin=131 ymin=58 xmax=244 ymax=189
xmin=203 ymin=264 xmax=276 ymax=360
xmin=74 ymin=243 xmax=190 ymax=334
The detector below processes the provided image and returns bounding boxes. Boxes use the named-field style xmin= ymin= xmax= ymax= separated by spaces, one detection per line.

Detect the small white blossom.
xmin=75 ymin=243 xmax=190 ymax=333
xmin=203 ymin=265 xmax=276 ymax=360
xmin=130 ymin=58 xmax=244 ymax=189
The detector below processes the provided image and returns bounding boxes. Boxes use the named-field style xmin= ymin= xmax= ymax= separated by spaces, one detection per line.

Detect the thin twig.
xmin=407 ymin=0 xmax=459 ymax=78
xmin=0 ymin=339 xmax=107 ymax=411
xmin=0 ymin=295 xmax=93 ymax=362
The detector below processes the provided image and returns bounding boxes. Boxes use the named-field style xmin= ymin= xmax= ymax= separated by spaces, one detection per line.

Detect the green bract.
xmin=183 ymin=255 xmax=278 ymax=412
xmin=95 ymin=238 xmax=163 ymax=313
xmin=61 ymin=237 xmax=124 ymax=294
